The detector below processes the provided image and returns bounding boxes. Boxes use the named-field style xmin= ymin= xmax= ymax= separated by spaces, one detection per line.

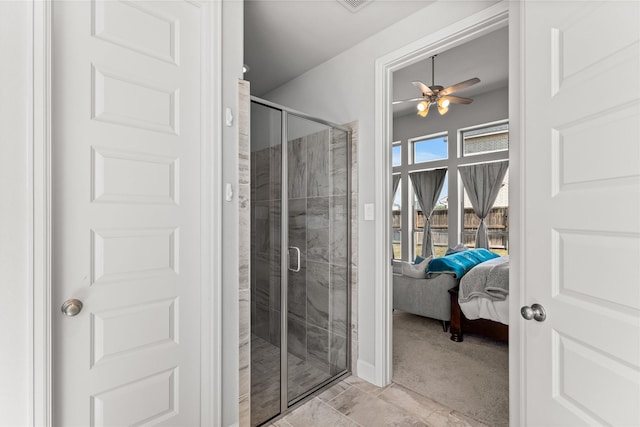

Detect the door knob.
xmin=520 ymin=303 xmax=546 ymax=322
xmin=61 ymin=299 xmax=83 ymax=316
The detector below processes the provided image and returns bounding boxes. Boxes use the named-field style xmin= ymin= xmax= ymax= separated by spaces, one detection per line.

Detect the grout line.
xmin=315 ymin=397 xmax=365 ymax=427
xmin=277 ymin=417 xmax=295 ymax=427
xmin=320 ymin=382 xmax=352 ymax=403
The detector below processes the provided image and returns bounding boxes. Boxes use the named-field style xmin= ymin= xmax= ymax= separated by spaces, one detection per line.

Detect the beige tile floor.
xmin=266 ymin=375 xmax=490 ymax=427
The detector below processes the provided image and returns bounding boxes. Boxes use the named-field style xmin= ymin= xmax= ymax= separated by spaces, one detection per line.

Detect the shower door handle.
xmin=288 ymin=246 xmax=301 ymax=272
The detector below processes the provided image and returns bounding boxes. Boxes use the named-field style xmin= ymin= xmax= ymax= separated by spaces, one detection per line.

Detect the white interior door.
xmin=52 ymin=1 xmax=209 ymax=425
xmin=523 ymin=0 xmax=640 ymax=425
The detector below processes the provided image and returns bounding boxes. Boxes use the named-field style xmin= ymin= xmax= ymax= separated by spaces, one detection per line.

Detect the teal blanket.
xmin=426 ymin=248 xmax=500 ymax=278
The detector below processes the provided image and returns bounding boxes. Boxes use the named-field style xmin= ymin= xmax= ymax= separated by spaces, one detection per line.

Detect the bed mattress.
xmin=459 ymin=295 xmax=509 ymax=325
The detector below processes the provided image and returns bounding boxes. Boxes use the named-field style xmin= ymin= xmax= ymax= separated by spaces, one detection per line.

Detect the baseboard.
xmin=356 ymin=359 xmax=377 ymax=385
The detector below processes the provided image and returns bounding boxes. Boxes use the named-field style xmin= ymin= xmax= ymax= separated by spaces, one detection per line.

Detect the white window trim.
xmin=459 ymin=119 xmax=509 ymax=158
xmin=409 ymin=131 xmax=449 ymax=165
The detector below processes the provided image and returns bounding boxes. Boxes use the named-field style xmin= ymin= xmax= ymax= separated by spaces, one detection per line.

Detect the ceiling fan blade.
xmin=412 ymin=81 xmax=433 ymax=96
xmin=440 ymin=77 xmax=480 ymax=96
xmin=392 ymin=97 xmax=425 ymax=105
xmin=442 ymin=95 xmax=473 ymax=105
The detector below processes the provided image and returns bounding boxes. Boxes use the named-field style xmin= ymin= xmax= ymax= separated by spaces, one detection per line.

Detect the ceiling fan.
xmin=393 ymin=55 xmax=480 ymax=117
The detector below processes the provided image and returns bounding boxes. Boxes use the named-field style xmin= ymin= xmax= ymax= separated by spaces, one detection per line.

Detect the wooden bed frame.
xmin=448 ymin=286 xmax=508 ymax=343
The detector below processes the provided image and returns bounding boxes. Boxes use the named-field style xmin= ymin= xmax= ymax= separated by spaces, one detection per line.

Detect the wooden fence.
xmin=391 ymin=206 xmax=508 ymax=250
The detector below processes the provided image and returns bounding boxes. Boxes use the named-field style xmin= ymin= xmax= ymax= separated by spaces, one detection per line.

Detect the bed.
xmin=448 ymin=255 xmax=509 ymax=342
xmin=392 ymin=248 xmax=502 ymax=332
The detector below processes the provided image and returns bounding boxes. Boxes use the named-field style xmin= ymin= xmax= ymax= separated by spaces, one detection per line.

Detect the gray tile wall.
xmin=251 ymin=126 xmax=350 ymax=372
xmin=285 ymin=127 xmax=350 ymax=372
xmin=238 ymin=80 xmax=251 ymax=427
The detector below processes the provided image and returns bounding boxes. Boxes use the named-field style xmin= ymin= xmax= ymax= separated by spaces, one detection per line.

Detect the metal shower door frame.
xmin=250 ymin=97 xmax=352 ymax=417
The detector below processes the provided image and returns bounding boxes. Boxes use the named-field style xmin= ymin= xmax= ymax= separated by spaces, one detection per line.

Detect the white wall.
xmin=0 ymin=2 xmax=30 ymax=425
xmin=264 ymin=0 xmax=500 ymax=376
xmin=392 ymin=86 xmax=508 ymax=146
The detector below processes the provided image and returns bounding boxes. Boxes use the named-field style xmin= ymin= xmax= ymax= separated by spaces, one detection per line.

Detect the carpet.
xmin=392 ymin=311 xmax=509 ymax=426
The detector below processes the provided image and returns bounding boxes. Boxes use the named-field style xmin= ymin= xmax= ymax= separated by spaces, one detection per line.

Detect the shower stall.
xmin=250 ymin=98 xmax=351 ymax=426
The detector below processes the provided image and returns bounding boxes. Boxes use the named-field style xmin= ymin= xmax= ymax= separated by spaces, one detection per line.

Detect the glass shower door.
xmin=285 ymin=114 xmax=350 ymax=404
xmin=250 ymin=100 xmax=350 ymax=426
xmin=250 ymin=102 xmax=283 ymax=426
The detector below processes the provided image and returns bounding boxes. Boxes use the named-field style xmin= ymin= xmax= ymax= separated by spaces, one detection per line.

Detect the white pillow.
xmin=401 ymin=255 xmax=433 ymax=279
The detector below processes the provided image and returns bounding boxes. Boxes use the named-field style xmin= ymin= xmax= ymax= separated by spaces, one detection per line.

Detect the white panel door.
xmin=523 ymin=1 xmax=640 ymax=425
xmin=52 ymin=1 xmax=207 ymax=425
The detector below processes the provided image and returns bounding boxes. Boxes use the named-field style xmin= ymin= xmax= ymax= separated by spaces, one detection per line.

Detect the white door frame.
xmin=28 ymin=1 xmax=222 ymax=425
xmin=373 ymin=1 xmax=523 ymax=425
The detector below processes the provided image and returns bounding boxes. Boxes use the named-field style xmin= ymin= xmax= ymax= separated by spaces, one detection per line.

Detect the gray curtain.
xmin=391 ymin=174 xmax=401 ymax=259
xmin=392 ymin=174 xmax=401 ymax=195
xmin=459 ymin=161 xmax=509 ymax=249
xmin=410 ymin=168 xmax=447 ymax=257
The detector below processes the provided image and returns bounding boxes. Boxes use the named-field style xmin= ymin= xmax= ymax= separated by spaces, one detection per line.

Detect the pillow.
xmin=445 ymin=243 xmax=469 ymax=256
xmin=427 ymin=248 xmax=499 ymax=278
xmin=401 ymin=255 xmax=433 ymax=279
xmin=414 ymin=255 xmax=426 ymax=264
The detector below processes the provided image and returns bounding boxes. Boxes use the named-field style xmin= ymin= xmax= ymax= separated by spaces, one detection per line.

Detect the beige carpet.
xmin=392 ymin=311 xmax=509 ymax=426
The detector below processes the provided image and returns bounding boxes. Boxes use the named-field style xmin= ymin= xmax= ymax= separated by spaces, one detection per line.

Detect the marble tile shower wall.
xmin=251 ymin=142 xmax=282 ymax=348
xmin=251 ymin=127 xmax=349 ymax=375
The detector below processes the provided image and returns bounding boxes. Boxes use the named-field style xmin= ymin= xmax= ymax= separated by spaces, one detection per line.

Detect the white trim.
xmin=212 ymin=0 xmax=223 ymax=423
xmin=509 ymin=2 xmax=524 ymax=425
xmin=31 ymin=1 xmax=52 ymax=424
xmin=200 ymin=1 xmax=223 ymax=425
xmin=373 ymin=1 xmax=510 ymax=388
xmin=356 ymin=359 xmax=377 ymax=385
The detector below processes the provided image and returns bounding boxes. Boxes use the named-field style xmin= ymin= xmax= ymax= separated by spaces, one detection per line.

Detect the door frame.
xmin=372 ymin=1 xmax=524 ymax=425
xmin=28 ymin=1 xmax=222 ymax=425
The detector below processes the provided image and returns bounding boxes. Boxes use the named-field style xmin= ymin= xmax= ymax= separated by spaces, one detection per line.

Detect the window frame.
xmin=409 ymin=131 xmax=449 ymax=165
xmin=459 ymin=119 xmax=509 ymax=158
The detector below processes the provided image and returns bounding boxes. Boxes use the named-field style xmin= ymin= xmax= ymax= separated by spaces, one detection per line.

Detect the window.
xmin=461 ymin=123 xmax=508 ymax=156
xmin=412 ymin=134 xmax=448 ymax=164
xmin=412 ymin=172 xmax=448 ymax=258
xmin=462 ymin=168 xmax=509 ymax=255
xmin=392 ymin=143 xmax=401 ymax=167
xmin=393 ymin=118 xmax=508 ymax=262
xmin=392 ymin=178 xmax=401 ymax=259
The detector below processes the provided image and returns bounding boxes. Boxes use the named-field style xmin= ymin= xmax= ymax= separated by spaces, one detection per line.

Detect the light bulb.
xmin=437 ymin=98 xmax=449 ymax=115
xmin=417 ymin=101 xmax=430 ymax=117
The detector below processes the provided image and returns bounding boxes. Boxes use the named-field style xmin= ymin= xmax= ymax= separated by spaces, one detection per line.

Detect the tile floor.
xmin=266 ymin=375 xmax=490 ymax=427
xmin=251 ymin=334 xmax=334 ymax=425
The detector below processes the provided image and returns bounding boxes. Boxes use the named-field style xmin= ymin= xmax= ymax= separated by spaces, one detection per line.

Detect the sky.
xmin=393 ymin=136 xmax=449 ymax=207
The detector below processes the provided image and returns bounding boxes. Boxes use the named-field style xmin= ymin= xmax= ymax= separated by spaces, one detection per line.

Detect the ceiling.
xmin=244 ymin=0 xmax=434 ymax=96
xmin=244 ymin=1 xmax=508 ymax=116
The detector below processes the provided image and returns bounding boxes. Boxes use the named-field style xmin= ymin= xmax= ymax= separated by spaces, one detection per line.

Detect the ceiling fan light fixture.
xmin=437 ymin=97 xmax=449 ymax=115
xmin=417 ymin=101 xmax=430 ymax=117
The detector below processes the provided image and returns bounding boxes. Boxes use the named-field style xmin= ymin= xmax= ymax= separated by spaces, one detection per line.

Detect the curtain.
xmin=459 ymin=161 xmax=509 ymax=249
xmin=392 ymin=174 xmax=401 ymax=195
xmin=410 ymin=168 xmax=447 ymax=257
xmin=391 ymin=174 xmax=401 ymax=259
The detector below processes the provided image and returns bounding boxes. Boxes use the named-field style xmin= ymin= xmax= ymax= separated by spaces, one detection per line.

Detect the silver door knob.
xmin=61 ymin=299 xmax=83 ymax=316
xmin=520 ymin=303 xmax=546 ymax=322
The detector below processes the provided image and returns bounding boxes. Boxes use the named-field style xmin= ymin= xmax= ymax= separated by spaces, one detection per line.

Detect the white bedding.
xmin=459 ymin=295 xmax=509 ymax=325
